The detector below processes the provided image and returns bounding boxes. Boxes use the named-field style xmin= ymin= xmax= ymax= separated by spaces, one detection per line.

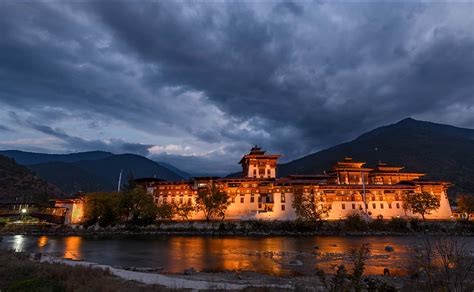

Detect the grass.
xmin=0 ymin=249 xmax=175 ymax=292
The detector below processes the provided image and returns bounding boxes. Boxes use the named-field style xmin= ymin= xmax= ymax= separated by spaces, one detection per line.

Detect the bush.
xmin=344 ymin=212 xmax=368 ymax=231
xmin=368 ymin=218 xmax=386 ymax=231
xmin=409 ymin=218 xmax=422 ymax=232
xmin=387 ymin=217 xmax=409 ymax=232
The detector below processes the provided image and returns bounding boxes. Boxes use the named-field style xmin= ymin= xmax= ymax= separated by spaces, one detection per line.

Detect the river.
xmin=2 ymin=235 xmax=473 ymax=276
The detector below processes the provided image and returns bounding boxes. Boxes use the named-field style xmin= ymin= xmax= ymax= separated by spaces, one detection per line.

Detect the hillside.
xmin=23 ymin=154 xmax=183 ymax=194
xmin=277 ymin=118 xmax=474 ymax=196
xmin=0 ymin=155 xmax=62 ymax=203
xmin=0 ymin=150 xmax=113 ymax=165
xmin=0 ymin=151 xmax=187 ymax=194
xmin=27 ymin=162 xmax=114 ymax=193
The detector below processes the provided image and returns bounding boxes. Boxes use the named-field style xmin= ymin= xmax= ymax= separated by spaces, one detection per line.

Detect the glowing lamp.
xmin=21 ymin=208 xmax=27 ymax=214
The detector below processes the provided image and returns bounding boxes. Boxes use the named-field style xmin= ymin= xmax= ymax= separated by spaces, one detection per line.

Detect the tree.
xmin=195 ymin=181 xmax=230 ymax=221
xmin=122 ymin=170 xmax=136 ymax=192
xmin=156 ymin=202 xmax=174 ymax=220
xmin=404 ymin=192 xmax=440 ymax=221
xmin=84 ymin=192 xmax=119 ymax=226
xmin=116 ymin=188 xmax=158 ymax=224
xmin=457 ymin=195 xmax=474 ymax=220
xmin=173 ymin=200 xmax=195 ymax=221
xmin=292 ymin=188 xmax=328 ymax=222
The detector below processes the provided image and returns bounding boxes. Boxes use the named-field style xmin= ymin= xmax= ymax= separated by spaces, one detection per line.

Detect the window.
xmin=281 ymin=194 xmax=286 ymax=203
xmin=258 ymin=203 xmax=262 ymax=209
xmin=352 ymin=203 xmax=356 ymax=210
xmin=388 ymin=203 xmax=392 ymax=209
xmin=342 ymin=204 xmax=346 ymax=210
xmin=380 ymin=203 xmax=384 ymax=209
xmin=396 ymin=203 xmax=400 ymax=209
xmin=240 ymin=197 xmax=244 ymax=204
xmin=250 ymin=196 xmax=255 ymax=203
xmin=372 ymin=203 xmax=376 ymax=209
xmin=281 ymin=204 xmax=285 ymax=211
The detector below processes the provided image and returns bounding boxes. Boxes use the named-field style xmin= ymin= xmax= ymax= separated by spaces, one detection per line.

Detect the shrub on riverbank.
xmin=0 ymin=250 xmax=173 ymax=291
xmin=2 ymin=218 xmax=474 ymax=236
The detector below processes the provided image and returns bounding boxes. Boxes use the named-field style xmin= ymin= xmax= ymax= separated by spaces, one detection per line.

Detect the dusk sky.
xmin=1 ymin=1 xmax=473 ymax=175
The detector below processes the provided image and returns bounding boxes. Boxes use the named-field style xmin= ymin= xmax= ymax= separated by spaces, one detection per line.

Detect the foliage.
xmin=84 ymin=192 xmax=119 ymax=227
xmin=173 ymin=200 xmax=195 ymax=221
xmin=403 ymin=192 xmax=441 ymax=221
xmin=406 ymin=237 xmax=474 ymax=291
xmin=195 ymin=181 xmax=230 ymax=221
xmin=292 ymin=189 xmax=328 ymax=222
xmin=85 ymin=188 xmax=157 ymax=226
xmin=0 ymin=250 xmax=173 ymax=291
xmin=344 ymin=212 xmax=368 ymax=231
xmin=316 ymin=243 xmax=394 ymax=292
xmin=387 ymin=217 xmax=409 ymax=232
xmin=156 ymin=203 xmax=174 ymax=220
xmin=116 ymin=188 xmax=158 ymax=224
xmin=457 ymin=195 xmax=474 ymax=219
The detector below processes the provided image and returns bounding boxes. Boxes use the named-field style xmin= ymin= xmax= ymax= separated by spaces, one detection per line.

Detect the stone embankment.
xmin=1 ymin=220 xmax=473 ymax=236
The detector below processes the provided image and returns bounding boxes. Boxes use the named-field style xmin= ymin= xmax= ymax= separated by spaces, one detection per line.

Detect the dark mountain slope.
xmin=0 ymin=155 xmax=62 ymax=203
xmin=278 ymin=118 xmax=474 ymax=196
xmin=0 ymin=150 xmax=187 ymax=193
xmin=72 ymin=154 xmax=183 ymax=184
xmin=28 ymin=162 xmax=113 ymax=193
xmin=0 ymin=150 xmax=113 ymax=165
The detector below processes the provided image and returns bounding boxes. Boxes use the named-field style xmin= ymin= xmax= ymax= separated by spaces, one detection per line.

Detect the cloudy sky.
xmin=0 ymin=1 xmax=473 ymax=175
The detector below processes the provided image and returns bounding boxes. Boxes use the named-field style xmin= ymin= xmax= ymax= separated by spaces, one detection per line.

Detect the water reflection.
xmin=37 ymin=236 xmax=48 ymax=247
xmin=12 ymin=235 xmax=24 ymax=251
xmin=63 ymin=236 xmax=82 ymax=260
xmin=1 ymin=235 xmax=472 ymax=276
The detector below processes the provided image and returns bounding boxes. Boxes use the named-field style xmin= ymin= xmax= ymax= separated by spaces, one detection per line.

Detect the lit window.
xmin=281 ymin=194 xmax=286 ymax=203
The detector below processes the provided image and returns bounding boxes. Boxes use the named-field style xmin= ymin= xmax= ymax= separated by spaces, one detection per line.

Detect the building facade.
xmin=138 ymin=146 xmax=453 ymax=221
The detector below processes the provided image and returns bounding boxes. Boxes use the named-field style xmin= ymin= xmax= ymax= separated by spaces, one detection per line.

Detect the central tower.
xmin=239 ymin=146 xmax=281 ymax=178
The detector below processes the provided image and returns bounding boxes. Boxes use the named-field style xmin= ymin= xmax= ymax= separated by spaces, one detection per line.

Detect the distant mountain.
xmin=156 ymin=161 xmax=191 ymax=179
xmin=28 ymin=162 xmax=114 ymax=193
xmin=0 ymin=150 xmax=113 ymax=165
xmin=275 ymin=118 xmax=474 ymax=196
xmin=1 ymin=151 xmax=186 ymax=194
xmin=0 ymin=154 xmax=62 ymax=203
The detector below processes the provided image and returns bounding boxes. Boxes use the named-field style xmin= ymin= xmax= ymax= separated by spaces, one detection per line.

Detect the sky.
xmin=0 ymin=1 xmax=473 ymax=175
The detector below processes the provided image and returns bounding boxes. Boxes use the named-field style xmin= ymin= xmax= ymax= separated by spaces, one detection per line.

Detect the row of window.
xmin=341 ymin=202 xmax=401 ymax=210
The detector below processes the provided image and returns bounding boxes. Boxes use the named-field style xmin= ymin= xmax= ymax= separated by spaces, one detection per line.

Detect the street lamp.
xmin=21 ymin=208 xmax=27 ymax=214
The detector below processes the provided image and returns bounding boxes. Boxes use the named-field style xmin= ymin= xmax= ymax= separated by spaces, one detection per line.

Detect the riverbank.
xmin=1 ymin=219 xmax=473 ymax=236
xmin=0 ymin=249 xmax=402 ymax=291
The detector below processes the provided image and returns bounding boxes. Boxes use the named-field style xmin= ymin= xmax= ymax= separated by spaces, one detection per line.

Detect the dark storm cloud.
xmin=0 ymin=1 xmax=473 ymax=171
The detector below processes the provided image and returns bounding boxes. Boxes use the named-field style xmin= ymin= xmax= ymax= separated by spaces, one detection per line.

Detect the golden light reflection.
xmin=63 ymin=236 xmax=82 ymax=260
xmin=37 ymin=236 xmax=48 ymax=247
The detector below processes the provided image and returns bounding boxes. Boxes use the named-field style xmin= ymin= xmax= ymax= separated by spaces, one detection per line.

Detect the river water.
xmin=2 ymin=235 xmax=473 ymax=276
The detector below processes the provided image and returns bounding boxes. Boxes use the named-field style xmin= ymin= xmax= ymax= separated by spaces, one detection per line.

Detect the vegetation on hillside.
xmin=278 ymin=118 xmax=474 ymax=197
xmin=0 ymin=155 xmax=62 ymax=203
